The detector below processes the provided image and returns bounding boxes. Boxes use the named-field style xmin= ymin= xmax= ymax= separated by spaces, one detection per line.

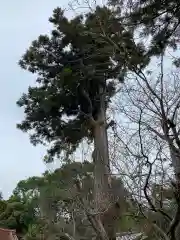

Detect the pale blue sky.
xmin=0 ymin=1 xmax=71 ymax=199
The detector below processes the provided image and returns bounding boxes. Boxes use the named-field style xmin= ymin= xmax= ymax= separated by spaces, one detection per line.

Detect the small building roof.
xmin=0 ymin=228 xmax=18 ymax=240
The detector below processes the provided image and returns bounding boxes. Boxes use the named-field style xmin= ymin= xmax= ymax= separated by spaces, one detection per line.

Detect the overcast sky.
xmin=0 ymin=1 xmax=177 ymax=200
xmin=0 ymin=0 xmax=72 ymax=199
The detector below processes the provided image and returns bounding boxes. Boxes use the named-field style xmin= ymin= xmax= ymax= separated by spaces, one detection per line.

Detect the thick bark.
xmin=170 ymin=147 xmax=180 ymax=179
xmin=93 ymin=121 xmax=110 ymax=208
xmin=92 ymin=86 xmax=120 ymax=240
xmin=168 ymin=147 xmax=180 ymax=240
xmin=93 ymin=86 xmax=110 ymax=208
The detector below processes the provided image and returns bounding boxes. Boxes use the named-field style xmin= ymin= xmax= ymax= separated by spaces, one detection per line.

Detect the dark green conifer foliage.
xmin=17 ymin=6 xmax=147 ymax=162
xmin=110 ymin=0 xmax=180 ymax=56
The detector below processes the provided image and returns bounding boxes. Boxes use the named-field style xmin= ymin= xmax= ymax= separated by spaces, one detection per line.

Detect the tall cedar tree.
xmin=17 ymin=6 xmax=148 ymax=239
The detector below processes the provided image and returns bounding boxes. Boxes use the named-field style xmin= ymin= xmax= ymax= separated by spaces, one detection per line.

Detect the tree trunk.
xmin=93 ymin=120 xmax=110 ymax=210
xmin=168 ymin=146 xmax=180 ymax=239
xmin=169 ymin=147 xmax=180 ymax=182
xmin=92 ymin=86 xmax=118 ymax=240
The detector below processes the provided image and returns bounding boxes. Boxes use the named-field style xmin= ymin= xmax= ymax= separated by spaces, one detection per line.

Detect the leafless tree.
xmin=107 ymin=52 xmax=180 ymax=239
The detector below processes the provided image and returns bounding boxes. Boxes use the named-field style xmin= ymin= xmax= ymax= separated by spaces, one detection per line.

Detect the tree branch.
xmin=74 ymin=179 xmax=109 ymax=240
xmin=139 ymin=110 xmax=172 ymax=221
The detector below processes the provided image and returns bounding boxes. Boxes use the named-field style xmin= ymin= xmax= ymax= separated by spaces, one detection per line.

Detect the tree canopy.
xmin=109 ymin=0 xmax=180 ymax=57
xmin=17 ymin=6 xmax=148 ymax=162
xmin=0 ymin=161 xmax=128 ymax=240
